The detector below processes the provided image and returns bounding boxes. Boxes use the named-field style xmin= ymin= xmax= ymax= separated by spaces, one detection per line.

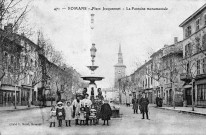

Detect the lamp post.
xmin=90 ymin=43 xmax=97 ymax=66
xmin=91 ymin=14 xmax=95 ymax=29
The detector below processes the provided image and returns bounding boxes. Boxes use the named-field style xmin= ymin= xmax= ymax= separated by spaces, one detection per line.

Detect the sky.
xmin=26 ymin=0 xmax=206 ymax=88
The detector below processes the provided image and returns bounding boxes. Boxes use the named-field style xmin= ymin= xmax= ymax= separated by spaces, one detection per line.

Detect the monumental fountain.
xmin=81 ymin=14 xmax=104 ymax=100
xmin=81 ymin=43 xmax=104 ymax=100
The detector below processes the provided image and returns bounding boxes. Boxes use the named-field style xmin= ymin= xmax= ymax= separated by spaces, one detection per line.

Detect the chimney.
xmin=174 ymin=37 xmax=178 ymax=44
xmin=4 ymin=23 xmax=13 ymax=33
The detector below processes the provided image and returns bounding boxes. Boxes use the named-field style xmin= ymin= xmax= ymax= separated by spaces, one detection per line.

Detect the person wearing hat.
xmin=139 ymin=92 xmax=149 ymax=120
xmin=132 ymin=96 xmax=139 ymax=114
xmin=82 ymin=93 xmax=92 ymax=108
xmin=56 ymin=101 xmax=65 ymax=127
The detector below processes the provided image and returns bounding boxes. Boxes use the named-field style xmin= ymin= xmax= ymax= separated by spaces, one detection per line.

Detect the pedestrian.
xmin=72 ymin=95 xmax=82 ymax=125
xmin=49 ymin=105 xmax=56 ymax=127
xmin=156 ymin=96 xmax=159 ymax=107
xmin=56 ymin=101 xmax=65 ymax=127
xmin=139 ymin=92 xmax=150 ymax=120
xmin=132 ymin=96 xmax=139 ymax=114
xmin=158 ymin=97 xmax=163 ymax=107
xmin=65 ymin=101 xmax=73 ymax=127
xmin=79 ymin=104 xmax=86 ymax=125
xmin=85 ymin=103 xmax=90 ymax=125
xmin=100 ymin=100 xmax=112 ymax=126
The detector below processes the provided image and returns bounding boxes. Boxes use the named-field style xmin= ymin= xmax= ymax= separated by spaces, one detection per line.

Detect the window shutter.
xmin=202 ymin=34 xmax=206 ymax=50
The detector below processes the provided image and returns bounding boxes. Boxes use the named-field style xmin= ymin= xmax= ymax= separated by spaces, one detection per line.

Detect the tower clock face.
xmin=118 ymin=70 xmax=121 ymax=74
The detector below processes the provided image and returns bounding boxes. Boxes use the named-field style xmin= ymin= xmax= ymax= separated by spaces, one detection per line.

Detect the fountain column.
xmin=81 ymin=14 xmax=104 ymax=100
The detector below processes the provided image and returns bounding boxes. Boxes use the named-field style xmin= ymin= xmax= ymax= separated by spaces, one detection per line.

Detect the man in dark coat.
xmin=132 ymin=96 xmax=139 ymax=114
xmin=100 ymin=100 xmax=112 ymax=125
xmin=139 ymin=92 xmax=149 ymax=120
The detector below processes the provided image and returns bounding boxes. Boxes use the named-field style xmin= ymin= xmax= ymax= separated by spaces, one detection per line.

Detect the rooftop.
xmin=179 ymin=3 xmax=206 ymax=27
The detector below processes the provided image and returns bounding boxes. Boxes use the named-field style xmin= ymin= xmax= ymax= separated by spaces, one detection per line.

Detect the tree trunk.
xmin=14 ymin=85 xmax=17 ymax=109
xmin=28 ymin=87 xmax=32 ymax=107
xmin=172 ymin=82 xmax=175 ymax=109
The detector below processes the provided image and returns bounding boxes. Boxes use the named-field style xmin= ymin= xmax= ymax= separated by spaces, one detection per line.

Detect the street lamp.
xmin=90 ymin=43 xmax=97 ymax=66
xmin=91 ymin=14 xmax=95 ymax=29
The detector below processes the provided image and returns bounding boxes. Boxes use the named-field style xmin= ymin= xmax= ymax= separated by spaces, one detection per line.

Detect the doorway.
xmin=169 ymin=89 xmax=172 ymax=105
xmin=185 ymin=88 xmax=192 ymax=105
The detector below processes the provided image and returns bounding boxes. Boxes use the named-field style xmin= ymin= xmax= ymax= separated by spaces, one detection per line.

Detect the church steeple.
xmin=114 ymin=44 xmax=126 ymax=88
xmin=118 ymin=44 xmax=122 ymax=54
xmin=118 ymin=44 xmax=123 ymax=64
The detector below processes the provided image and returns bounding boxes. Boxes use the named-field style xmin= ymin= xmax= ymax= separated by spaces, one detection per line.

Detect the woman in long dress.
xmin=100 ymin=100 xmax=112 ymax=126
xmin=72 ymin=96 xmax=81 ymax=125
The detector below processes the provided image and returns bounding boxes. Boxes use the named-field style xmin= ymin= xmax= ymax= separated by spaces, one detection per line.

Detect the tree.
xmin=145 ymin=45 xmax=183 ymax=109
xmin=37 ymin=31 xmax=64 ymax=66
xmin=0 ymin=0 xmax=31 ymax=82
xmin=180 ymin=35 xmax=206 ymax=111
xmin=180 ymin=52 xmax=200 ymax=111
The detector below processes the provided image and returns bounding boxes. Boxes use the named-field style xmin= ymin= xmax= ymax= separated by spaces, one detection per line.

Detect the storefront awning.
xmin=183 ymin=84 xmax=192 ymax=89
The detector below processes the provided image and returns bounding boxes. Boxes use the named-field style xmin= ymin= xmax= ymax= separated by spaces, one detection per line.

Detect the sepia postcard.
xmin=0 ymin=0 xmax=206 ymax=135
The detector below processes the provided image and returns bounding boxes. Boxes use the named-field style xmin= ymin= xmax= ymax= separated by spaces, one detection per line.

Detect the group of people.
xmin=132 ymin=92 xmax=150 ymax=120
xmin=49 ymin=94 xmax=113 ymax=127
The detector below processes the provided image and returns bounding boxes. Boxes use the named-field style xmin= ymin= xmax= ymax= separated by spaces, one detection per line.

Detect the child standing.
xmin=49 ymin=105 xmax=56 ymax=127
xmin=65 ymin=101 xmax=73 ymax=127
xmin=79 ymin=105 xmax=86 ymax=125
xmin=56 ymin=102 xmax=65 ymax=127
xmin=85 ymin=103 xmax=90 ymax=125
xmin=100 ymin=100 xmax=112 ymax=126
xmin=89 ymin=105 xmax=97 ymax=125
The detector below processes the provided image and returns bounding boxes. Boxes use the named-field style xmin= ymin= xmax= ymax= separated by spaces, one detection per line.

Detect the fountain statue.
xmin=81 ymin=43 xmax=104 ymax=101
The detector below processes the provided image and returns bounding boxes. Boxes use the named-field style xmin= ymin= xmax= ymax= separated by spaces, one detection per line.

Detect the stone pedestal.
xmin=87 ymin=83 xmax=98 ymax=100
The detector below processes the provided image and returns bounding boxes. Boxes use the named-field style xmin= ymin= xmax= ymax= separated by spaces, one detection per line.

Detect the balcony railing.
xmin=196 ymin=73 xmax=206 ymax=80
xmin=180 ymin=73 xmax=192 ymax=81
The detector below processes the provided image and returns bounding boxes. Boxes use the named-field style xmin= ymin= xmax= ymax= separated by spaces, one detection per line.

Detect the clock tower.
xmin=114 ymin=44 xmax=126 ymax=88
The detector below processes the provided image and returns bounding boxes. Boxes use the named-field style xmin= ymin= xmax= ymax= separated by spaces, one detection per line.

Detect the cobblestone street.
xmin=0 ymin=105 xmax=205 ymax=135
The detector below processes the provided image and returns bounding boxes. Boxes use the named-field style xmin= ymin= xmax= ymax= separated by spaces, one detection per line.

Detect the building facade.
xmin=161 ymin=39 xmax=184 ymax=106
xmin=0 ymin=24 xmax=84 ymax=107
xmin=180 ymin=3 xmax=206 ymax=107
xmin=0 ymin=26 xmax=23 ymax=106
xmin=150 ymin=49 xmax=164 ymax=100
